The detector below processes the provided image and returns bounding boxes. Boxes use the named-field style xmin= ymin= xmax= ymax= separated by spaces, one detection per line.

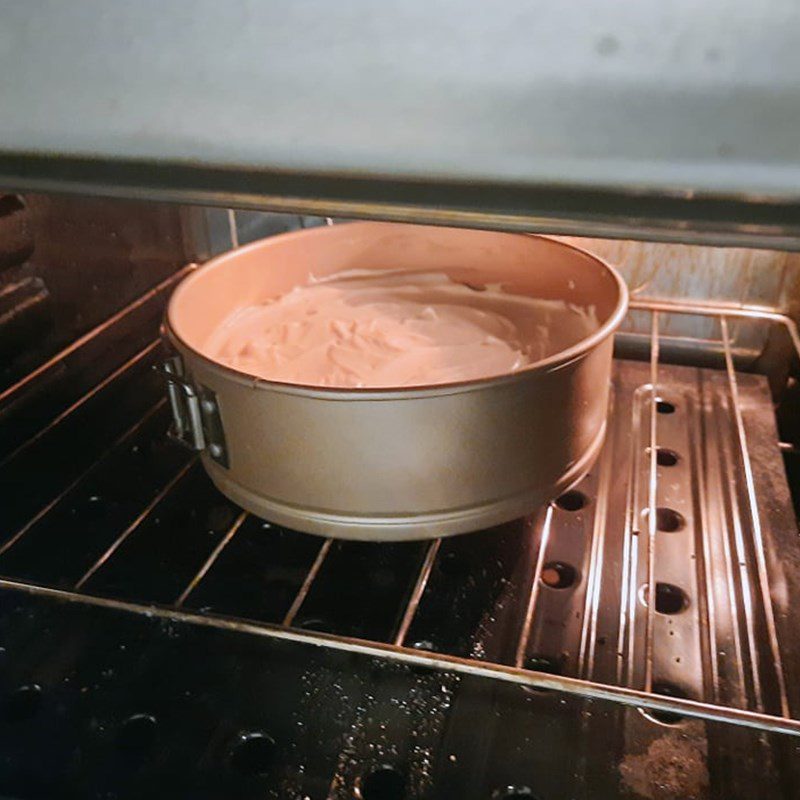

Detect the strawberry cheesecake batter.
xmin=205 ymin=269 xmax=596 ymax=388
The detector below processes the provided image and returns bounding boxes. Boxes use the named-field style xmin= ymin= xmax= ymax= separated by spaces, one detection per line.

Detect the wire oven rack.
xmin=2 ymin=277 xmax=800 ymax=747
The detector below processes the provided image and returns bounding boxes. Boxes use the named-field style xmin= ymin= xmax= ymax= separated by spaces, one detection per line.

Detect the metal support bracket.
xmin=155 ymin=355 xmax=228 ymax=468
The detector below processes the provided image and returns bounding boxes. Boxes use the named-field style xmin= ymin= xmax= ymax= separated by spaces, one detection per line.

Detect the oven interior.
xmin=2 ymin=194 xmax=800 ymax=800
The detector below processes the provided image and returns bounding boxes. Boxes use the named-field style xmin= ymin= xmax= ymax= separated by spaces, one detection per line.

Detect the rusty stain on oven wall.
xmin=559 ymin=236 xmax=800 ymax=364
xmin=777 ymin=250 xmax=800 ymax=325
xmin=619 ymin=722 xmax=709 ymax=800
xmin=561 ymin=238 xmax=791 ymax=308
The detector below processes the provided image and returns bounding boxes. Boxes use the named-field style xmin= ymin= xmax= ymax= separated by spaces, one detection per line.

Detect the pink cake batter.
xmin=204 ymin=269 xmax=596 ymax=388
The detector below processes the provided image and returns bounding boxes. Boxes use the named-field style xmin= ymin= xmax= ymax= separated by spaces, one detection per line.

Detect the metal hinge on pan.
xmin=155 ymin=355 xmax=229 ymax=468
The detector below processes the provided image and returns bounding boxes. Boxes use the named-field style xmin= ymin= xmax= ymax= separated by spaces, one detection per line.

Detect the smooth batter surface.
xmin=205 ymin=269 xmax=596 ymax=388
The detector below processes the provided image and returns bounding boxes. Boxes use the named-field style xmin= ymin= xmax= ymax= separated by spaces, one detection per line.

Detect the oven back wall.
xmin=0 ymin=193 xmax=193 ymax=392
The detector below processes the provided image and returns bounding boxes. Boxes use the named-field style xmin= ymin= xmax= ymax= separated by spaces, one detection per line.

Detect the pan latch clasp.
xmin=155 ymin=355 xmax=229 ymax=468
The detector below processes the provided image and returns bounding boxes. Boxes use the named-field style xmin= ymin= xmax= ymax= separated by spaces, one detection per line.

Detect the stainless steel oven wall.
xmin=0 ymin=193 xmax=194 ymax=392
xmin=567 ymin=238 xmax=800 ymax=309
xmin=557 ymin=236 xmax=800 ymax=398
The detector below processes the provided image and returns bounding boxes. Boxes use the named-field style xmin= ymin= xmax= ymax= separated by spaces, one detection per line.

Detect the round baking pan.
xmin=165 ymin=222 xmax=628 ymax=540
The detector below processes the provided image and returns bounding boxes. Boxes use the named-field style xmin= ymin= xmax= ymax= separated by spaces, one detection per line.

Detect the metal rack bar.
xmin=0 ymin=339 xmax=161 ymax=469
xmin=0 ymin=399 xmax=167 ymax=558
xmin=630 ymin=297 xmax=800 ymax=360
xmin=720 ymin=394 xmax=765 ymax=711
xmin=577 ymin=403 xmax=614 ymax=680
xmin=4 ymin=576 xmax=799 ymax=739
xmin=722 ymin=406 xmax=752 ymax=708
xmin=689 ymin=381 xmax=721 ymax=702
xmin=721 ymin=315 xmax=791 ymax=717
xmin=643 ymin=312 xmax=660 ymax=693
xmin=393 ymin=539 xmax=441 ymax=646
xmin=174 ymin=510 xmax=248 ymax=607
xmin=74 ymin=458 xmax=197 ymax=590
xmin=0 ymin=265 xmax=193 ymax=407
xmin=616 ymin=386 xmax=644 ymax=687
xmin=281 ymin=539 xmax=333 ymax=627
xmin=514 ymin=505 xmax=554 ymax=668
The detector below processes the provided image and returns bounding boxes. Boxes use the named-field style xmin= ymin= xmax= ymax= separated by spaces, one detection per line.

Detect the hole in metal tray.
xmin=294 ymin=617 xmax=334 ymax=633
xmin=3 ymin=683 xmax=42 ymax=722
xmin=555 ymin=489 xmax=589 ymax=511
xmin=540 ymin=561 xmax=579 ymax=589
xmin=117 ymin=713 xmax=157 ymax=755
xmin=641 ymin=582 xmax=690 ymax=615
xmin=640 ymin=682 xmax=690 ymax=726
xmin=523 ymin=654 xmax=563 ymax=675
xmin=656 ymin=447 xmax=680 ymax=467
xmin=521 ymin=654 xmax=564 ymax=695
xmin=655 ymin=507 xmax=686 ymax=533
xmin=357 ymin=764 xmax=407 ymax=800
xmin=492 ymin=786 xmax=541 ymax=800
xmin=229 ymin=731 xmax=276 ymax=776
xmin=656 ymin=583 xmax=689 ymax=615
xmin=408 ymin=639 xmax=438 ymax=653
xmin=656 ymin=400 xmax=677 ymax=414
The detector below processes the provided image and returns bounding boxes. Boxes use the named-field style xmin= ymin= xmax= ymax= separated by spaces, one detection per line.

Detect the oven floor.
xmin=1 ymin=295 xmax=800 ymax=799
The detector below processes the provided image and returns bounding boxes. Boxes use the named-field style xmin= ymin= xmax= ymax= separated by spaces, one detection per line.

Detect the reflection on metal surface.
xmin=630 ymin=295 xmax=800 ymax=357
xmin=0 ymin=339 xmax=161 ymax=469
xmin=174 ymin=509 xmax=248 ymax=607
xmin=0 ymin=400 xmax=166 ymax=558
xmin=514 ymin=505 xmax=554 ymax=668
xmin=644 ymin=312 xmax=660 ymax=694
xmin=281 ymin=539 xmax=333 ymax=627
xmin=721 ymin=316 xmax=790 ymax=717
xmin=0 ymin=264 xmax=194 ymax=406
xmin=1 ymin=576 xmax=798 ymax=738
xmin=577 ymin=393 xmax=614 ymax=680
xmin=393 ymin=539 xmax=441 ymax=646
xmin=2 ymin=292 xmax=800 ymax=780
xmin=73 ymin=458 xmax=197 ymax=590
